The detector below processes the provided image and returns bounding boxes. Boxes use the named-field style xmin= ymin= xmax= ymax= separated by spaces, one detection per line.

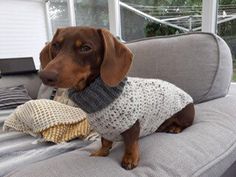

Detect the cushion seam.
xmin=126 ymin=32 xmax=217 ymax=44
xmin=190 ymin=134 xmax=236 ymax=177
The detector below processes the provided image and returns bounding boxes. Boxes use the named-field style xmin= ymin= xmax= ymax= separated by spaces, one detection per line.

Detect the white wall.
xmin=0 ymin=0 xmax=48 ymax=69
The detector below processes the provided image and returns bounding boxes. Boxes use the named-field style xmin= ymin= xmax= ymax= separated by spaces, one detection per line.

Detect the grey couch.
xmin=1 ymin=32 xmax=236 ymax=177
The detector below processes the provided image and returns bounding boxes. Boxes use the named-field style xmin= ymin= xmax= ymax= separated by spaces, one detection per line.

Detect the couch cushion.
xmin=127 ymin=33 xmax=232 ymax=103
xmin=6 ymin=95 xmax=236 ymax=177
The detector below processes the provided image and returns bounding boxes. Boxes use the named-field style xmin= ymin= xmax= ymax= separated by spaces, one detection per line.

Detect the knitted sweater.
xmin=69 ymin=77 xmax=193 ymax=141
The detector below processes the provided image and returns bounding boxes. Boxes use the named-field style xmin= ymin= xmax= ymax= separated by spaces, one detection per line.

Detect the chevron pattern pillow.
xmin=0 ymin=85 xmax=31 ymax=110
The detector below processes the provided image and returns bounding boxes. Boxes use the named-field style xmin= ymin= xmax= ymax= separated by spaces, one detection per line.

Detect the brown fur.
xmin=121 ymin=120 xmax=140 ymax=170
xmin=39 ymin=26 xmax=195 ymax=170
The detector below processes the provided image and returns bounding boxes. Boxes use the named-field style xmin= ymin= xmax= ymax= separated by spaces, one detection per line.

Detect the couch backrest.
xmin=127 ymin=33 xmax=233 ymax=103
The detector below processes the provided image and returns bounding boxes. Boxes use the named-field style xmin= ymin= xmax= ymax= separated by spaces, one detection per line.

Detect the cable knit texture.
xmin=68 ymin=77 xmax=127 ymax=113
xmin=69 ymin=77 xmax=193 ymax=141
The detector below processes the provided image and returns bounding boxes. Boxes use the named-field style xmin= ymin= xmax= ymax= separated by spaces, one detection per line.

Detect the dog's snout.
xmin=39 ymin=70 xmax=59 ymax=86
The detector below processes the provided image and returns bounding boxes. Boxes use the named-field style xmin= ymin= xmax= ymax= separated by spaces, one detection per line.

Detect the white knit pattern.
xmin=88 ymin=77 xmax=193 ymax=141
xmin=3 ymin=99 xmax=87 ymax=136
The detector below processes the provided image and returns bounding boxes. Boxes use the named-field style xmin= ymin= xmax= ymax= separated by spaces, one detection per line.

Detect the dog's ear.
xmin=40 ymin=28 xmax=62 ymax=69
xmin=98 ymin=28 xmax=133 ymax=87
xmin=39 ymin=43 xmax=52 ymax=69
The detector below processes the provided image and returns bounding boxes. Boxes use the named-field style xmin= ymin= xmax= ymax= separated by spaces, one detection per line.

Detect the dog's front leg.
xmin=121 ymin=120 xmax=140 ymax=170
xmin=90 ymin=137 xmax=113 ymax=157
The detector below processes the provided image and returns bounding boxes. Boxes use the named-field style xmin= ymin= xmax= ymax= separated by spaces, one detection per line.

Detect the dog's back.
xmin=88 ymin=77 xmax=193 ymax=141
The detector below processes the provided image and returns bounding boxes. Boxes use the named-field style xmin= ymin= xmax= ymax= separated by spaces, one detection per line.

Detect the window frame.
xmin=45 ymin=0 xmax=219 ymax=39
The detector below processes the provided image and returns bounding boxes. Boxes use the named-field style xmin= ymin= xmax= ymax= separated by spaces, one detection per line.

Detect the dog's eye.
xmin=79 ymin=44 xmax=92 ymax=52
xmin=52 ymin=42 xmax=61 ymax=51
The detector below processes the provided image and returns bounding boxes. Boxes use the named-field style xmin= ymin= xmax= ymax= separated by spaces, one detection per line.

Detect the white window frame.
xmin=68 ymin=0 xmax=76 ymax=26
xmin=44 ymin=0 xmax=53 ymax=40
xmin=108 ymin=0 xmax=121 ymax=38
xmin=201 ymin=0 xmax=218 ymax=33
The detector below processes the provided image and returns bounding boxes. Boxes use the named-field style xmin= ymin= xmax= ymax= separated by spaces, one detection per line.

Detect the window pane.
xmin=120 ymin=0 xmax=202 ymax=41
xmin=48 ymin=0 xmax=70 ymax=34
xmin=217 ymin=1 xmax=236 ymax=81
xmin=74 ymin=0 xmax=109 ymax=29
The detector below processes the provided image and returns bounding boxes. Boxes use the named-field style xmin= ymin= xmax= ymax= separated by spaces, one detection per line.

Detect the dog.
xmin=39 ymin=26 xmax=195 ymax=170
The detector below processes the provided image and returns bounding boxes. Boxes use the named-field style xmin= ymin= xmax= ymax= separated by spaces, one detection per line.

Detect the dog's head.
xmin=39 ymin=27 xmax=133 ymax=90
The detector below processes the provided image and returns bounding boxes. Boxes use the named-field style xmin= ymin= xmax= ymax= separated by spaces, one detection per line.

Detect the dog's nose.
xmin=39 ymin=70 xmax=59 ymax=86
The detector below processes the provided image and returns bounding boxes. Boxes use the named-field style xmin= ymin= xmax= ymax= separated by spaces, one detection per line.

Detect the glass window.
xmin=217 ymin=0 xmax=236 ymax=81
xmin=120 ymin=0 xmax=202 ymax=41
xmin=48 ymin=0 xmax=70 ymax=34
xmin=74 ymin=0 xmax=109 ymax=29
xmin=48 ymin=0 xmax=109 ymax=36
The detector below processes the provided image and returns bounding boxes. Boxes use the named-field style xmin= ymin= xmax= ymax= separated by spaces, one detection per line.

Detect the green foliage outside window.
xmin=122 ymin=0 xmax=236 ymax=81
xmin=121 ymin=0 xmax=202 ymax=40
xmin=218 ymin=0 xmax=236 ymax=80
xmin=144 ymin=23 xmax=181 ymax=37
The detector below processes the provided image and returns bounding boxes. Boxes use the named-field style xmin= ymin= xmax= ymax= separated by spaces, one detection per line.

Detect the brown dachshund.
xmin=39 ymin=26 xmax=194 ymax=170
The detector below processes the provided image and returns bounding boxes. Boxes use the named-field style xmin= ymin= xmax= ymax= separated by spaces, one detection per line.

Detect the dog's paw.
xmin=167 ymin=125 xmax=182 ymax=134
xmin=121 ymin=154 xmax=139 ymax=170
xmin=90 ymin=149 xmax=110 ymax=157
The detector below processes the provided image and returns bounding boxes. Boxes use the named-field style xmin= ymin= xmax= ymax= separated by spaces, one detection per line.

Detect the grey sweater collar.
xmin=68 ymin=77 xmax=127 ymax=114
